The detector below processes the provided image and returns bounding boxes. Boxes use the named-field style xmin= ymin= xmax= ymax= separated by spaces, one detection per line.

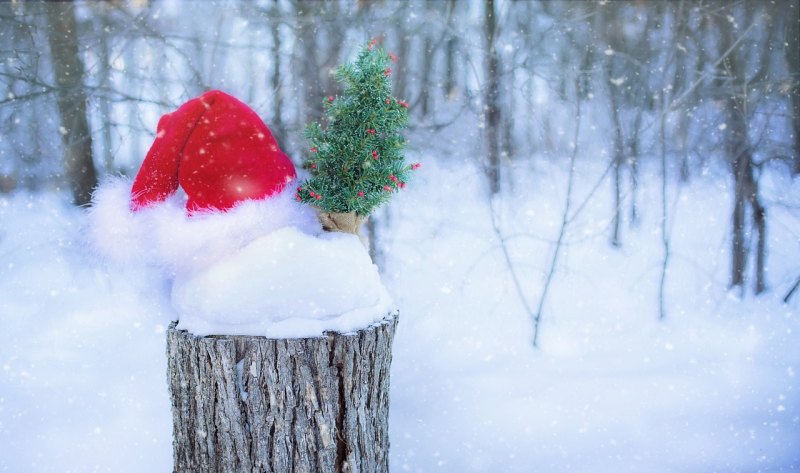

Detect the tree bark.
xmin=728 ymin=93 xmax=752 ymax=291
xmin=45 ymin=2 xmax=98 ymax=206
xmin=419 ymin=33 xmax=434 ymax=119
xmin=93 ymin=3 xmax=115 ymax=173
xmin=392 ymin=2 xmax=409 ymax=106
xmin=167 ymin=312 xmax=398 ymax=473
xmin=658 ymin=91 xmax=671 ymax=320
xmin=484 ymin=0 xmax=501 ymax=195
xmin=628 ymin=110 xmax=641 ymax=226
xmin=608 ymin=69 xmax=624 ymax=248
xmin=785 ymin=5 xmax=800 ymax=175
xmin=715 ymin=9 xmax=768 ymax=294
xmin=443 ymin=0 xmax=458 ymax=100
xmin=270 ymin=0 xmax=285 ymax=148
xmin=295 ymin=2 xmax=323 ymax=127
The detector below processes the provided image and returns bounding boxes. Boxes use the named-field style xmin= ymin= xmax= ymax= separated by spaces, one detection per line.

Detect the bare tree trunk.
xmin=727 ymin=92 xmax=767 ymax=294
xmin=786 ymin=8 xmax=800 ymax=175
xmin=658 ymin=93 xmax=671 ymax=320
xmin=677 ymin=112 xmax=691 ymax=182
xmin=443 ymin=0 xmax=458 ymax=100
xmin=730 ymin=158 xmax=767 ymax=294
xmin=730 ymin=175 xmax=747 ymax=290
xmin=484 ymin=0 xmax=501 ymax=195
xmin=751 ymin=188 xmax=767 ymax=294
xmin=501 ymin=59 xmax=515 ymax=162
xmin=628 ymin=110 xmax=641 ymax=226
xmin=167 ymin=313 xmax=398 ymax=473
xmin=671 ymin=1 xmax=693 ymax=183
xmin=45 ymin=2 xmax=97 ymax=206
xmin=728 ymin=94 xmax=749 ymax=291
xmin=296 ymin=2 xmax=323 ymax=127
xmin=124 ymin=40 xmax=142 ymax=176
xmin=791 ymin=80 xmax=800 ymax=175
xmin=393 ymin=3 xmax=409 ymax=105
xmin=713 ymin=4 xmax=770 ymax=295
xmin=419 ymin=34 xmax=434 ymax=118
xmin=608 ymin=77 xmax=624 ymax=248
xmin=294 ymin=1 xmax=342 ymax=131
xmin=270 ymin=0 xmax=286 ymax=150
xmin=94 ymin=4 xmax=115 ymax=173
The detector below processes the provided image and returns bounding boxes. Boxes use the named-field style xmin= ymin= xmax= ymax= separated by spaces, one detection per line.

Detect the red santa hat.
xmin=89 ymin=90 xmax=320 ymax=271
xmin=130 ymin=89 xmax=296 ymax=212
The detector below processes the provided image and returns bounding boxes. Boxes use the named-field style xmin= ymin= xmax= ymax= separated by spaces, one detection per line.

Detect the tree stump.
xmin=166 ymin=312 xmax=398 ymax=473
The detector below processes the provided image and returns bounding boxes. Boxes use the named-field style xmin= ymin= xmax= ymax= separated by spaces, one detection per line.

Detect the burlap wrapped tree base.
xmin=318 ymin=211 xmax=365 ymax=235
xmin=166 ymin=312 xmax=398 ymax=473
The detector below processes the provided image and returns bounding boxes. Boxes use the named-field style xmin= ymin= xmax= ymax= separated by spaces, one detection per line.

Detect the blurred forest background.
xmin=1 ymin=0 xmax=798 ymax=303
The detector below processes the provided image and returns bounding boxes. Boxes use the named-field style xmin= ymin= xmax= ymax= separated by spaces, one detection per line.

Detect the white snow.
xmin=87 ymin=178 xmax=391 ymax=337
xmin=1 ymin=159 xmax=798 ymax=472
xmin=384 ymin=158 xmax=800 ymax=472
xmin=172 ymin=227 xmax=392 ymax=337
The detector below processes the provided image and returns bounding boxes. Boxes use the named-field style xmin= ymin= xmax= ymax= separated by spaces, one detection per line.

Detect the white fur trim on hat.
xmin=88 ymin=177 xmax=322 ymax=275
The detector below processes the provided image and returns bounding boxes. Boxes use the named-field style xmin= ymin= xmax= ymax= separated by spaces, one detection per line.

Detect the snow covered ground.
xmin=385 ymin=159 xmax=800 ymax=472
xmin=1 ymin=158 xmax=798 ymax=472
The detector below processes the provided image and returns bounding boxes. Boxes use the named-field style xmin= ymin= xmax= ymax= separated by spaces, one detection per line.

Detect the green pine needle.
xmin=297 ymin=41 xmax=413 ymax=217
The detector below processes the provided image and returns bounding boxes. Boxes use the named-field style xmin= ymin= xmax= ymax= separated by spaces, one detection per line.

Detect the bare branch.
xmin=531 ymin=79 xmax=582 ymax=348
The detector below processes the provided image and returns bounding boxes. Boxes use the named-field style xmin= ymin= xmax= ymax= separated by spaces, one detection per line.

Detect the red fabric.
xmin=130 ymin=90 xmax=296 ymax=212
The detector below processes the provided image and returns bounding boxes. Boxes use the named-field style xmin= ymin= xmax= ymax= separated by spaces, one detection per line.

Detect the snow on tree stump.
xmin=166 ymin=311 xmax=398 ymax=473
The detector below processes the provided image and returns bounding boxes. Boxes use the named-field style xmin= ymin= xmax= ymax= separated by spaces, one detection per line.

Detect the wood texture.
xmin=44 ymin=2 xmax=98 ymax=206
xmin=167 ymin=312 xmax=398 ymax=473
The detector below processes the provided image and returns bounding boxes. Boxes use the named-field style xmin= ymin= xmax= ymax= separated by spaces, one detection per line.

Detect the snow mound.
xmin=88 ymin=178 xmax=392 ymax=337
xmin=172 ymin=227 xmax=392 ymax=337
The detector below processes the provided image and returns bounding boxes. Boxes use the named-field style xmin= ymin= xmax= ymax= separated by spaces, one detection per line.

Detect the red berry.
xmin=367 ymin=128 xmax=376 ymax=135
xmin=328 ymin=96 xmax=334 ymax=102
xmin=311 ymin=163 xmax=317 ymax=170
xmin=389 ymin=174 xmax=398 ymax=182
xmin=386 ymin=98 xmax=391 ymax=105
xmin=384 ymin=185 xmax=392 ymax=192
xmin=411 ymin=162 xmax=421 ymax=170
xmin=398 ymin=182 xmax=406 ymax=189
xmin=389 ymin=52 xmax=397 ymax=63
xmin=310 ymin=147 xmax=318 ymax=153
xmin=316 ymin=194 xmax=322 ymax=200
xmin=372 ymin=150 xmax=378 ymax=160
xmin=358 ymin=191 xmax=365 ymax=197
xmin=385 ymin=67 xmax=391 ymax=77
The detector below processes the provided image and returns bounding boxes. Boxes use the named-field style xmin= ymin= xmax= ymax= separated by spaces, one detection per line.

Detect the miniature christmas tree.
xmin=297 ymin=39 xmax=418 ymax=234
